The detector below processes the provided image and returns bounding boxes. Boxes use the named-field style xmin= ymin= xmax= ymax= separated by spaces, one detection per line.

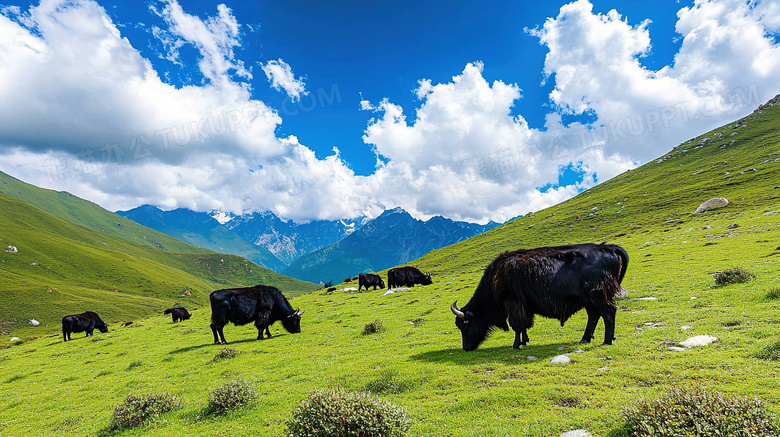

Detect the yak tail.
xmin=613 ymin=246 xmax=629 ymax=284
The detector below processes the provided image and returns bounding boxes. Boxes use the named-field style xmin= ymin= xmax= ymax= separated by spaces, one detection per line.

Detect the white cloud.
xmin=261 ymin=59 xmax=307 ymax=101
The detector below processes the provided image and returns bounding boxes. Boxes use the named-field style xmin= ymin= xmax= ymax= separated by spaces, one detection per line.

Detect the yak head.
xmin=379 ymin=279 xmax=386 ymax=289
xmin=421 ymin=273 xmax=433 ymax=286
xmin=96 ymin=321 xmax=109 ymax=334
xmin=450 ymin=301 xmax=492 ymax=351
xmin=282 ymin=309 xmax=305 ymax=333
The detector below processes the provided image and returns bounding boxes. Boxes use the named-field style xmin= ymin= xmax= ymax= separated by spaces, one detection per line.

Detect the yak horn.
xmin=450 ymin=301 xmax=466 ymax=319
xmin=294 ymin=308 xmax=304 ymax=316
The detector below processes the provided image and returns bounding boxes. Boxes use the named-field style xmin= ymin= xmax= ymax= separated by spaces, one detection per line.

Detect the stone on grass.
xmin=680 ymin=335 xmax=718 ymax=348
xmin=668 ymin=346 xmax=687 ymax=352
xmin=560 ymin=430 xmax=592 ymax=437
xmin=694 ymin=197 xmax=728 ymax=213
xmin=636 ymin=297 xmax=657 ymax=301
xmin=550 ymin=355 xmax=571 ymax=364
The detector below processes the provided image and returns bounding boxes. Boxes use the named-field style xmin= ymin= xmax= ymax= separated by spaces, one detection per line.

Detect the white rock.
xmin=560 ymin=430 xmax=592 ymax=437
xmin=4 ymin=245 xmax=17 ymax=253
xmin=573 ymin=350 xmax=584 ymax=353
xmin=597 ymin=366 xmax=609 ymax=371
xmin=694 ymin=197 xmax=728 ymax=213
xmin=680 ymin=335 xmax=718 ymax=347
xmin=680 ymin=326 xmax=693 ymax=330
xmin=9 ymin=337 xmax=20 ymax=341
xmin=550 ymin=354 xmax=571 ymax=364
xmin=526 ymin=356 xmax=537 ymax=361
xmin=381 ymin=290 xmax=395 ymax=296
xmin=636 ymin=297 xmax=658 ymax=301
xmin=340 ymin=287 xmax=358 ymax=292
xmin=668 ymin=346 xmax=687 ymax=351
xmin=29 ymin=319 xmax=40 ymax=326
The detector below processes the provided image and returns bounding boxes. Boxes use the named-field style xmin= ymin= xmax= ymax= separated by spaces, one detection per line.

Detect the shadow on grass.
xmin=168 ymin=335 xmax=292 ymax=355
xmin=410 ymin=342 xmax=585 ymax=364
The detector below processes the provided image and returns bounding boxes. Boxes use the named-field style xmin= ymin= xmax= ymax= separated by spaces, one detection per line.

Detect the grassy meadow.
xmin=0 ymin=104 xmax=779 ymax=436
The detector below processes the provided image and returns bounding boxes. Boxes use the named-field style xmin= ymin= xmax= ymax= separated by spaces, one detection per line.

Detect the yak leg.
xmin=602 ymin=305 xmax=617 ymax=345
xmin=509 ymin=314 xmax=532 ymax=349
xmin=210 ymin=323 xmax=227 ymax=344
xmin=580 ymin=305 xmax=600 ymax=344
xmin=255 ymin=312 xmax=271 ymax=340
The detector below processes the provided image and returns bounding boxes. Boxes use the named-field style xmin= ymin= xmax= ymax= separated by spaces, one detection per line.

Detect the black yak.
xmin=387 ymin=266 xmax=432 ymax=289
xmin=451 ymin=243 xmax=628 ymax=351
xmin=61 ymin=311 xmax=109 ymax=341
xmin=358 ymin=273 xmax=385 ymax=291
xmin=164 ymin=307 xmax=191 ymax=323
xmin=209 ymin=285 xmax=304 ymax=344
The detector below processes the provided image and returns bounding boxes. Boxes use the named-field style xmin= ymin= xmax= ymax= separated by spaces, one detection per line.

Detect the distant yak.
xmin=451 ymin=243 xmax=629 ymax=351
xmin=387 ymin=266 xmax=432 ymax=289
xmin=62 ymin=311 xmax=108 ymax=342
xmin=209 ymin=285 xmax=303 ymax=344
xmin=358 ymin=273 xmax=385 ymax=291
xmin=164 ymin=307 xmax=191 ymax=323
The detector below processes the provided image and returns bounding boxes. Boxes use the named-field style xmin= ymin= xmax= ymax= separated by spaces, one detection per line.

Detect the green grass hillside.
xmin=0 ymin=193 xmax=317 ymax=338
xmin=0 ymin=103 xmax=778 ymax=436
xmin=0 ymin=171 xmax=205 ymax=254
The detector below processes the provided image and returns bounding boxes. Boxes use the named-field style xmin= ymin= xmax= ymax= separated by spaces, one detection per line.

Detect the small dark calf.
xmin=62 ymin=311 xmax=109 ymax=341
xmin=164 ymin=307 xmax=191 ymax=323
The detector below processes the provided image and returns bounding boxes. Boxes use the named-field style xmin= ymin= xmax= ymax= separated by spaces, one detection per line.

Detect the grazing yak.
xmin=62 ymin=311 xmax=109 ymax=341
xmin=164 ymin=307 xmax=191 ymax=323
xmin=451 ymin=243 xmax=629 ymax=351
xmin=209 ymin=285 xmax=304 ymax=344
xmin=358 ymin=273 xmax=385 ymax=291
xmin=387 ymin=266 xmax=432 ymax=289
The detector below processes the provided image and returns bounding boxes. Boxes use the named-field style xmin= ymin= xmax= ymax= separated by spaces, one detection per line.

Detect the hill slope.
xmin=0 ymin=171 xmax=206 ymax=254
xmin=0 ymin=100 xmax=778 ymax=436
xmin=283 ymin=208 xmax=499 ymax=283
xmin=116 ymin=205 xmax=287 ymax=272
xmin=0 ymin=193 xmax=316 ymax=337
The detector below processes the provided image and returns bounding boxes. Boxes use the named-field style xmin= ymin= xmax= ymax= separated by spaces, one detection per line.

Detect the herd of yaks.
xmin=61 ymin=243 xmax=629 ymax=351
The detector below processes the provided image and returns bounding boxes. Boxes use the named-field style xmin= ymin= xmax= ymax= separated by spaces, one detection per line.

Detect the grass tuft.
xmin=755 ymin=341 xmax=780 ymax=361
xmin=363 ymin=370 xmax=417 ymax=394
xmin=712 ymin=267 xmax=755 ymax=286
xmin=766 ymin=287 xmax=780 ymax=300
xmin=362 ymin=320 xmax=385 ymax=336
xmin=212 ymin=348 xmax=241 ymax=361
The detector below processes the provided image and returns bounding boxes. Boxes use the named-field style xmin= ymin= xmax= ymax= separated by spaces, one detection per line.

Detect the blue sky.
xmin=0 ymin=0 xmax=778 ymax=223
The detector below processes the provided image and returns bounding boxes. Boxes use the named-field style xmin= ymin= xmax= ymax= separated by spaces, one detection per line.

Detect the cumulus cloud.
xmin=261 ymin=59 xmax=307 ymax=101
xmin=0 ymin=0 xmax=778 ymax=225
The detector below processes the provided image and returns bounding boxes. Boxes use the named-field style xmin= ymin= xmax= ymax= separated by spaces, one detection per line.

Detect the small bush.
xmin=766 ymin=287 xmax=780 ymax=300
xmin=362 ymin=320 xmax=385 ymax=336
xmin=110 ymin=392 xmax=180 ymax=429
xmin=621 ymin=385 xmax=780 ymax=436
xmin=206 ymin=379 xmax=258 ymax=415
xmin=756 ymin=341 xmax=780 ymax=361
xmin=212 ymin=348 xmax=240 ymax=361
xmin=285 ymin=388 xmax=411 ymax=437
xmin=713 ymin=267 xmax=755 ymax=286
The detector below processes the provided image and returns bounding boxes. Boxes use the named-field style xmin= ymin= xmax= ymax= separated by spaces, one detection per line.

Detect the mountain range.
xmin=116 ymin=205 xmax=499 ymax=282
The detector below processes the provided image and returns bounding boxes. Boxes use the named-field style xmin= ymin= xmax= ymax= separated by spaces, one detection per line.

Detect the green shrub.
xmin=621 ymin=385 xmax=780 ymax=436
xmin=206 ymin=379 xmax=257 ymax=415
xmin=212 ymin=348 xmax=240 ymax=361
xmin=713 ymin=267 xmax=755 ymax=286
xmin=110 ymin=392 xmax=180 ymax=429
xmin=756 ymin=341 xmax=780 ymax=361
xmin=362 ymin=320 xmax=385 ymax=336
xmin=363 ymin=370 xmax=416 ymax=394
xmin=285 ymin=388 xmax=411 ymax=437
